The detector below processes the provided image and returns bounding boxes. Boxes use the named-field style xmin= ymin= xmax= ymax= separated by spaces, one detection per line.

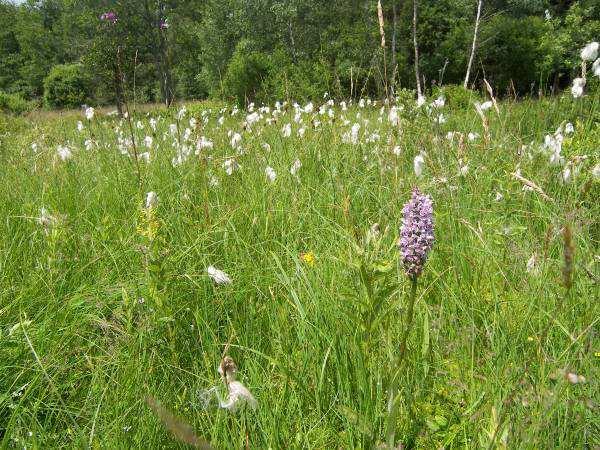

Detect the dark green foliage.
xmin=539 ymin=2 xmax=600 ymax=91
xmin=411 ymin=0 xmax=472 ymax=86
xmin=0 ymin=0 xmax=599 ymax=106
xmin=43 ymin=64 xmax=92 ymax=108
xmin=0 ymin=91 xmax=33 ymax=115
xmin=261 ymin=49 xmax=332 ymax=102
xmin=222 ymin=40 xmax=272 ymax=106
xmin=480 ymin=15 xmax=548 ymax=96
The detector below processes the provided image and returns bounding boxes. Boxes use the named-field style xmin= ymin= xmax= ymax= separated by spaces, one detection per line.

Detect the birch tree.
xmin=391 ymin=1 xmax=398 ymax=92
xmin=464 ymin=0 xmax=483 ymax=89
xmin=412 ymin=0 xmax=422 ymax=97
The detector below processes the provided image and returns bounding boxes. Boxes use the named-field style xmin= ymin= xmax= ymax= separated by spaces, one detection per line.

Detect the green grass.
xmin=0 ymin=92 xmax=598 ymax=449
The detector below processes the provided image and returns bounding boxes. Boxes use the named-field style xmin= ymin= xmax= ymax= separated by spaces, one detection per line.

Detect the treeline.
xmin=0 ymin=0 xmax=599 ymax=110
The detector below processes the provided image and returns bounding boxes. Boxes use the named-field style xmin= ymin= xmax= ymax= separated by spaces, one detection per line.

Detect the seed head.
xmin=562 ymin=224 xmax=574 ymax=290
xmin=218 ymin=356 xmax=238 ymax=382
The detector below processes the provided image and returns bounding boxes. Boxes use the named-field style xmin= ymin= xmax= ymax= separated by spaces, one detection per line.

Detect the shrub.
xmin=43 ymin=64 xmax=92 ymax=109
xmin=260 ymin=48 xmax=332 ymax=103
xmin=432 ymin=84 xmax=481 ymax=109
xmin=394 ymin=88 xmax=417 ymax=107
xmin=0 ymin=91 xmax=33 ymax=115
xmin=480 ymin=16 xmax=547 ymax=96
xmin=222 ymin=40 xmax=271 ymax=106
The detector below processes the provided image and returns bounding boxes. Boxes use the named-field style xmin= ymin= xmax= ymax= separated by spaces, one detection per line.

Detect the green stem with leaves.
xmin=386 ymin=277 xmax=419 ymax=448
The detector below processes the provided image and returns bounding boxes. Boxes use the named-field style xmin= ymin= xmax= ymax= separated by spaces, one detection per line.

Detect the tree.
xmin=464 ymin=0 xmax=483 ymax=88
xmin=413 ymin=0 xmax=422 ymax=97
xmin=391 ymin=0 xmax=399 ymax=91
xmin=140 ymin=0 xmax=174 ymax=106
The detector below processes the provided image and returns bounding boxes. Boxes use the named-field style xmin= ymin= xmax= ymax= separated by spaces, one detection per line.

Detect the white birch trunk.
xmin=464 ymin=0 xmax=483 ymax=89
xmin=413 ymin=0 xmax=422 ymax=97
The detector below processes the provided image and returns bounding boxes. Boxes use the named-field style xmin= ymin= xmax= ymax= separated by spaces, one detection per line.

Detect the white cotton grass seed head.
xmin=592 ymin=58 xmax=600 ymax=77
xmin=84 ymin=106 xmax=95 ymax=120
xmin=223 ymin=158 xmax=239 ymax=175
xmin=195 ymin=136 xmax=213 ymax=155
xmin=526 ymin=253 xmax=537 ymax=274
xmin=245 ymin=112 xmax=260 ymax=128
xmin=219 ymin=379 xmax=257 ymax=412
xmin=479 ymin=101 xmax=493 ymax=111
xmin=265 ymin=166 xmax=276 ymax=182
xmin=571 ymin=78 xmax=586 ymax=98
xmin=580 ymin=42 xmax=599 ymax=61
xmin=145 ymin=191 xmax=158 ymax=209
xmin=562 ymin=166 xmax=571 ymax=183
xmin=207 ymin=265 xmax=232 ymax=285
xmin=38 ymin=207 xmax=57 ymax=228
xmin=388 ymin=107 xmax=399 ymax=126
xmin=432 ymin=96 xmax=445 ymax=108
xmin=565 ymin=372 xmax=586 ymax=384
xmin=351 ymin=123 xmax=360 ymax=141
xmin=468 ymin=132 xmax=480 ymax=141
xmin=414 ymin=154 xmax=425 ymax=177
xmin=565 ymin=122 xmax=574 ymax=134
xmin=290 ymin=159 xmax=302 ymax=176
xmin=217 ymin=356 xmax=257 ymax=412
xmin=57 ymin=145 xmax=72 ymax=161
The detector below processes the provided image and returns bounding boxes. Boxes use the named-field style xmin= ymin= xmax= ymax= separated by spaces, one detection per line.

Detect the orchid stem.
xmin=386 ymin=277 xmax=418 ymax=448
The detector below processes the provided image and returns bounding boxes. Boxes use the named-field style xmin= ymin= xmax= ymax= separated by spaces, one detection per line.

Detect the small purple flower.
xmin=398 ymin=188 xmax=435 ymax=279
xmin=158 ymin=19 xmax=169 ymax=30
xmin=100 ymin=11 xmax=118 ymax=24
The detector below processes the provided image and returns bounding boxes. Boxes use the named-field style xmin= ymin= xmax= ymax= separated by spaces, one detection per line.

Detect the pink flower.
xmin=100 ymin=11 xmax=117 ymax=24
xmin=398 ymin=188 xmax=435 ymax=279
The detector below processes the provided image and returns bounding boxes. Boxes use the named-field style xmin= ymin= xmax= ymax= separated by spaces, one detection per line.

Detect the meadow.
xmin=0 ymin=86 xmax=598 ymax=448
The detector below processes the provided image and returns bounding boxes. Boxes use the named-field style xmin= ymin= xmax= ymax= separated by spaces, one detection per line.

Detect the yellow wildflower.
xmin=137 ymin=208 xmax=159 ymax=241
xmin=300 ymin=251 xmax=316 ymax=267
